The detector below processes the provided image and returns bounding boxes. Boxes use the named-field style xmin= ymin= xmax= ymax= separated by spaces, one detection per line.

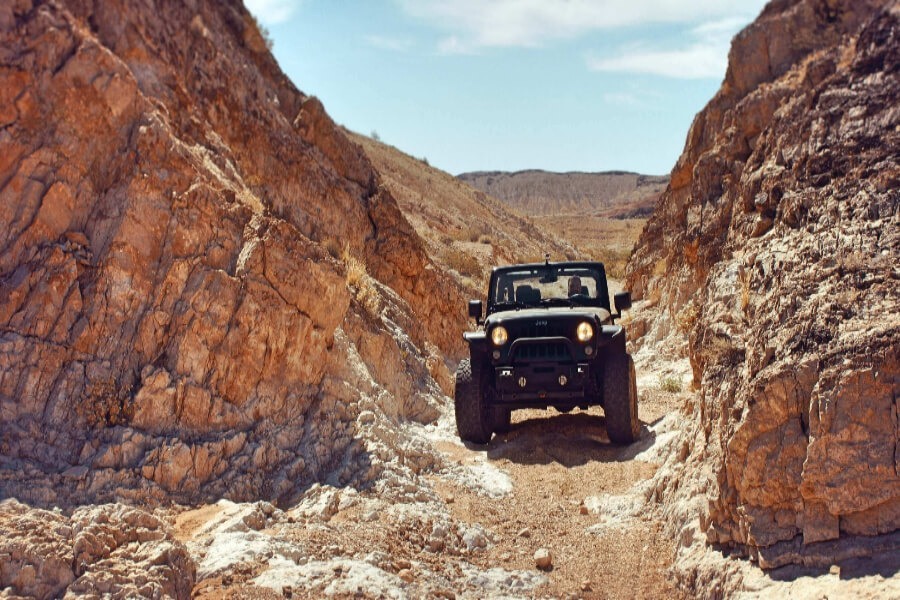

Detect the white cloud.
xmin=589 ymin=44 xmax=726 ymax=79
xmin=587 ymin=16 xmax=748 ymax=79
xmin=245 ymin=0 xmax=302 ymax=26
xmin=365 ymin=35 xmax=415 ymax=52
xmin=397 ymin=0 xmax=766 ymax=51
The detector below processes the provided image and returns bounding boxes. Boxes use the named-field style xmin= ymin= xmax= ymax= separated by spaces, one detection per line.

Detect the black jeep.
xmin=454 ymin=259 xmax=639 ymax=445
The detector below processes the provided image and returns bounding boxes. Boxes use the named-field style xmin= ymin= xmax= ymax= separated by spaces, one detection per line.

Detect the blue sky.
xmin=246 ymin=0 xmax=768 ymax=176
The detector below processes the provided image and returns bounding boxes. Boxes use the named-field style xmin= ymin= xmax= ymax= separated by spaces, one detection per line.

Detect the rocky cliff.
xmin=626 ymin=0 xmax=899 ymax=572
xmin=0 ymin=0 xmax=468 ymax=508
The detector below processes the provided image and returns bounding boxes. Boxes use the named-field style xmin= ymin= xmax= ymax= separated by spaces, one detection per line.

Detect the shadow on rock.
xmin=764 ymin=530 xmax=900 ymax=582
xmin=482 ymin=412 xmax=655 ymax=467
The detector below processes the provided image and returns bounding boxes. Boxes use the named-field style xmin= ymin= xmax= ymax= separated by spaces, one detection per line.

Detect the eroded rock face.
xmin=627 ymin=0 xmax=899 ymax=569
xmin=0 ymin=499 xmax=195 ymax=599
xmin=0 ymin=0 xmax=465 ymax=507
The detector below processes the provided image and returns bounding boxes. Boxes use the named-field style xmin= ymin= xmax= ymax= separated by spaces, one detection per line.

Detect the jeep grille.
xmin=513 ymin=341 xmax=571 ymax=362
xmin=510 ymin=321 xmax=570 ymax=339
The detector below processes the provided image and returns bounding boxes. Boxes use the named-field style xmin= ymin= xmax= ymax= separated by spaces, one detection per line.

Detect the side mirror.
xmin=468 ymin=300 xmax=483 ymax=323
xmin=614 ymin=291 xmax=632 ymax=313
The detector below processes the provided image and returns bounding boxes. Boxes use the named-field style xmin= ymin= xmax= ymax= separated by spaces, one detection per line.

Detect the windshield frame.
xmin=486 ymin=261 xmax=611 ymax=314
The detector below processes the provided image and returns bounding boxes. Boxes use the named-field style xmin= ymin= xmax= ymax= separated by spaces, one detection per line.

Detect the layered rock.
xmin=627 ymin=0 xmax=899 ymax=569
xmin=0 ymin=0 xmax=465 ymax=507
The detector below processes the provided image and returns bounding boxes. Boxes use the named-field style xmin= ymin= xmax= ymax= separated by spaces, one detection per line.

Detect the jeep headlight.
xmin=576 ymin=321 xmax=594 ymax=343
xmin=491 ymin=326 xmax=509 ymax=346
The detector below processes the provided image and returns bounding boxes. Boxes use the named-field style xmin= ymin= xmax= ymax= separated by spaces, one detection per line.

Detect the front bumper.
xmin=494 ymin=362 xmax=592 ymax=405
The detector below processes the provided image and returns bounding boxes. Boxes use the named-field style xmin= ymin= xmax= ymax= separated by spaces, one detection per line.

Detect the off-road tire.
xmin=492 ymin=407 xmax=512 ymax=434
xmin=603 ymin=353 xmax=639 ymax=444
xmin=454 ymin=359 xmax=493 ymax=444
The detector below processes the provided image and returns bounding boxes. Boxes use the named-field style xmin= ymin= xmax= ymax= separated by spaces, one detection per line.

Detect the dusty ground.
xmin=159 ymin=349 xmax=691 ymax=600
xmin=427 ymin=392 xmax=684 ymax=599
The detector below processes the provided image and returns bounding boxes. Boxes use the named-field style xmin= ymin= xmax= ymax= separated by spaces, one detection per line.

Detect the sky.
xmin=245 ymin=0 xmax=769 ymax=176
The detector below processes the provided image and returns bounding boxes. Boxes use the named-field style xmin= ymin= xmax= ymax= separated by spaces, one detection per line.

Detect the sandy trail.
xmin=430 ymin=391 xmax=686 ymax=599
xmin=176 ymin=347 xmax=692 ymax=599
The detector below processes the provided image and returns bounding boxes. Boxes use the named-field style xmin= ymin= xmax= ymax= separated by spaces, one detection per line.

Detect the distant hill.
xmin=457 ymin=170 xmax=668 ymax=218
xmin=347 ymin=133 xmax=575 ymax=294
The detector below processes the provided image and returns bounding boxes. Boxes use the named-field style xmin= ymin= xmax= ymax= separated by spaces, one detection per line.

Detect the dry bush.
xmin=675 ymin=300 xmax=699 ymax=335
xmin=658 ymin=376 xmax=683 ymax=393
xmin=355 ymin=278 xmax=382 ymax=319
xmin=342 ymin=245 xmax=366 ymax=286
xmin=445 ymin=248 xmax=482 ymax=279
xmin=341 ymin=245 xmax=381 ymax=319
xmin=454 ymin=223 xmax=491 ymax=244
xmin=738 ymin=266 xmax=751 ymax=311
xmin=247 ymin=14 xmax=274 ymax=51
xmin=652 ymin=257 xmax=667 ymax=277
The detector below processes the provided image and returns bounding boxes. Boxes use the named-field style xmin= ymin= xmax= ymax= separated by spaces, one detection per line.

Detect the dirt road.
xmin=176 ymin=351 xmax=691 ymax=599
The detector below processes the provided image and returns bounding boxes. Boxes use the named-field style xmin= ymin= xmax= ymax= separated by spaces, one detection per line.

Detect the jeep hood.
xmin=485 ymin=307 xmax=611 ymax=325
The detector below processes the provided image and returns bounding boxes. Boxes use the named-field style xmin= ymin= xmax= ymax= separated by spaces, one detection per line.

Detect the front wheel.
xmin=454 ymin=359 xmax=493 ymax=444
xmin=492 ymin=407 xmax=511 ymax=434
xmin=603 ymin=354 xmax=640 ymax=444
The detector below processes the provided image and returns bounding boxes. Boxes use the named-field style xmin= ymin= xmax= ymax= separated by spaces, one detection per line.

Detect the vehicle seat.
xmin=516 ymin=285 xmax=532 ymax=303
xmin=516 ymin=285 xmax=541 ymax=304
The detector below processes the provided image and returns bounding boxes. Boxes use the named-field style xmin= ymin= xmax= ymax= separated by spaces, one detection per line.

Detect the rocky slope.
xmin=0 ymin=0 xmax=470 ymax=513
xmin=458 ymin=169 xmax=667 ymax=218
xmin=626 ymin=0 xmax=899 ymax=577
xmin=349 ymin=132 xmax=575 ymax=296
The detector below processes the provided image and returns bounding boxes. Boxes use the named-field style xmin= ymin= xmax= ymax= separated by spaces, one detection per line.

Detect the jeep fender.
xmin=598 ymin=325 xmax=627 ymax=355
xmin=463 ymin=331 xmax=490 ymax=364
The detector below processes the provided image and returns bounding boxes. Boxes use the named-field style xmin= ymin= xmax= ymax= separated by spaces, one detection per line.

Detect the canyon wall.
xmin=627 ymin=0 xmax=899 ymax=568
xmin=0 ymin=0 xmax=466 ymax=507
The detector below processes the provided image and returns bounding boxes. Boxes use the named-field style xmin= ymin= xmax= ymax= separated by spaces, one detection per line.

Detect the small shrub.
xmin=248 ymin=15 xmax=274 ymax=51
xmin=737 ymin=266 xmax=751 ymax=311
xmin=371 ymin=130 xmax=381 ymax=142
xmin=658 ymin=376 xmax=683 ymax=393
xmin=458 ymin=223 xmax=490 ymax=244
xmin=341 ymin=244 xmax=366 ymax=288
xmin=652 ymin=258 xmax=667 ymax=277
xmin=675 ymin=301 xmax=699 ymax=335
xmin=355 ymin=277 xmax=382 ymax=318
xmin=445 ymin=248 xmax=482 ymax=279
xmin=340 ymin=245 xmax=381 ymax=319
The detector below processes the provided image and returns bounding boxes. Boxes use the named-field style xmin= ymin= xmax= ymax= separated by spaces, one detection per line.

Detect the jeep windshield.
xmin=488 ymin=263 xmax=611 ymax=312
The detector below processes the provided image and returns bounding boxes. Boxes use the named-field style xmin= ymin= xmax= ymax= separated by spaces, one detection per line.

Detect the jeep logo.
xmin=535 ymin=320 xmax=548 ymax=327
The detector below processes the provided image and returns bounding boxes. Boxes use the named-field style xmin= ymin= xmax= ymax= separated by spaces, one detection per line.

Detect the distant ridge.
xmin=457 ymin=170 xmax=668 ymax=218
